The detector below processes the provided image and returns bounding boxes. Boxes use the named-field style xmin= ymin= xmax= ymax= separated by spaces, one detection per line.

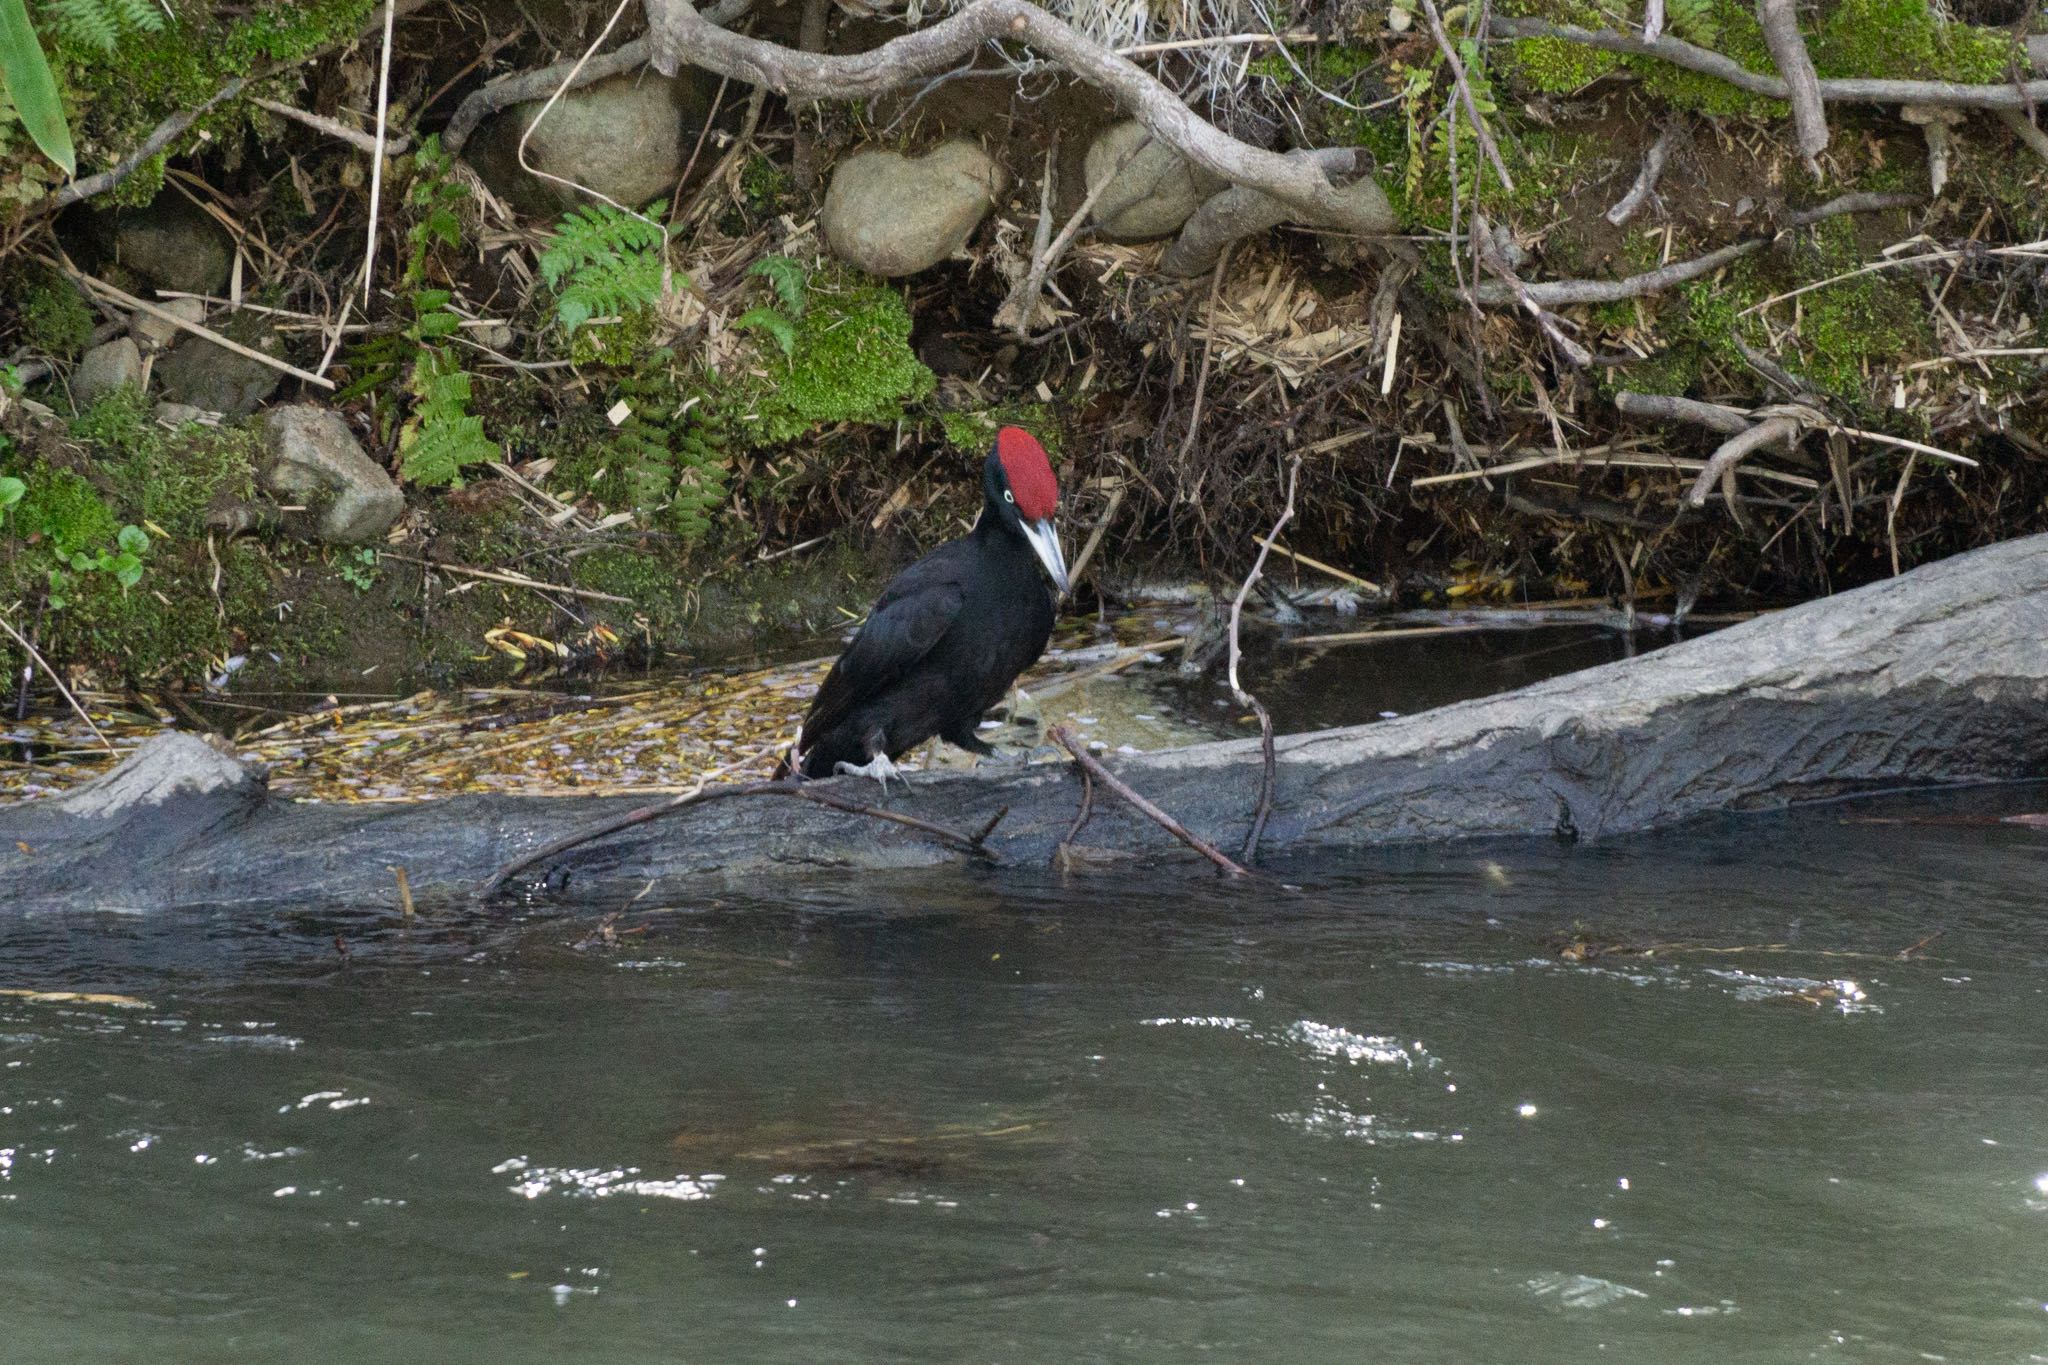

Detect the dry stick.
xmin=46 ymin=260 xmax=338 ymax=390
xmin=1754 ymin=0 xmax=1827 ymax=175
xmin=995 ymin=130 xmax=1149 ymax=335
xmin=1471 ymin=212 xmax=1592 ymax=366
xmin=362 ymin=0 xmax=398 ymax=305
xmin=1048 ymin=726 xmax=1251 ymax=879
xmin=1065 ymin=484 xmax=1126 ymax=588
xmin=1886 ymin=452 xmax=1919 ymax=577
xmin=1641 ymin=0 xmax=1666 ymax=43
xmin=1487 ymin=16 xmax=2048 ymax=108
xmin=1471 ymin=192 xmax=1922 ymax=306
xmin=1613 ymin=390 xmax=1752 ymax=434
xmin=250 ymin=97 xmax=409 ymax=156
xmin=996 ymin=135 xmax=1059 ymax=337
xmin=1227 ymin=454 xmax=1299 ymax=863
xmin=477 ymin=778 xmax=999 ymax=896
xmin=1685 ymin=415 xmax=1805 ymax=509
xmin=1421 ymin=0 xmax=1514 ymax=193
xmin=641 ymin=0 xmax=1393 ymax=236
xmin=1178 ymin=244 xmax=1232 ymax=464
xmin=0 ymin=613 xmax=113 ymax=754
xmin=1252 ymin=536 xmax=1381 ymax=593
xmin=1605 ymin=123 xmax=1678 ymax=227
xmin=381 ymin=552 xmax=633 ymax=603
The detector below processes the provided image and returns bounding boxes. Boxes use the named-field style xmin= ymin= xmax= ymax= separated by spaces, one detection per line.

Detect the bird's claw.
xmin=833 ymin=752 xmax=907 ymax=794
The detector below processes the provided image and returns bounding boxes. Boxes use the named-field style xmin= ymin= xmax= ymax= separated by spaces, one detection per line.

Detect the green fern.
xmin=733 ymin=306 xmax=797 ymax=359
xmin=398 ymin=295 xmax=497 ymax=487
xmin=747 ymin=255 xmax=808 ymax=319
xmin=539 ymin=203 xmax=676 ymax=333
xmin=43 ymin=0 xmax=161 ymax=52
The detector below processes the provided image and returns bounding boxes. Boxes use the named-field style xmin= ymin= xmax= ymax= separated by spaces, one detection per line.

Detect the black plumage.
xmin=789 ymin=430 xmax=1067 ymax=781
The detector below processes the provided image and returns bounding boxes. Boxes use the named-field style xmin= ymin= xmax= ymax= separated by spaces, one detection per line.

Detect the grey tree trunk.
xmin=5 ymin=532 xmax=2045 ymax=912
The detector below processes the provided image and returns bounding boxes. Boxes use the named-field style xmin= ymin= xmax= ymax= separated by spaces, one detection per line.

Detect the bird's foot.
xmin=833 ymin=752 xmax=907 ymax=794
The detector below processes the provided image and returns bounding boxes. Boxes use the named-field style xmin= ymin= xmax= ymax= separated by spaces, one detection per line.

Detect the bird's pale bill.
xmin=1020 ymin=517 xmax=1069 ymax=597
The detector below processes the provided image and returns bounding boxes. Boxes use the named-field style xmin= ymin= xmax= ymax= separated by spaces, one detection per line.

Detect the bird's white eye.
xmin=1003 ymin=490 xmax=1014 ymax=503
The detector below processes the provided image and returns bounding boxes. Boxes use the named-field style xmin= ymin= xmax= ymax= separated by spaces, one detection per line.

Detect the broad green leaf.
xmin=0 ymin=0 xmax=75 ymax=176
xmin=117 ymin=524 xmax=149 ymax=555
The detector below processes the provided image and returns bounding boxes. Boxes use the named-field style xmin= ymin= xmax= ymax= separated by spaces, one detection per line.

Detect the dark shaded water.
xmin=2 ymin=790 xmax=2046 ymax=1362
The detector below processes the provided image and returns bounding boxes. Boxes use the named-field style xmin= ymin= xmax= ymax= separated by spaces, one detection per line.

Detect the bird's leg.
xmin=833 ymin=750 xmax=907 ymax=793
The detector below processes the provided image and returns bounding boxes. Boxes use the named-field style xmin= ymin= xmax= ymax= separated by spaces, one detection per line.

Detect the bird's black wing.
xmin=799 ymin=545 xmax=970 ymax=749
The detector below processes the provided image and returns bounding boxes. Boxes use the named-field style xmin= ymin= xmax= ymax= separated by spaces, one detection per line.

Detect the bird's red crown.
xmin=996 ymin=427 xmax=1058 ymax=521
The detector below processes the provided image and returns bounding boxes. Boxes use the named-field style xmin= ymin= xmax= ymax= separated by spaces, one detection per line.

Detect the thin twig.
xmin=995 ymin=129 xmax=1148 ymax=336
xmin=250 ymin=97 xmax=409 ymax=156
xmin=1056 ymin=766 xmax=1095 ymax=858
xmin=477 ymin=777 xmax=999 ymax=896
xmin=1605 ymin=123 xmax=1679 ymax=227
xmin=1179 ymin=245 xmax=1232 ymax=464
xmin=1065 ymin=484 xmax=1125 ymax=588
xmin=362 ymin=0 xmax=397 ymax=304
xmin=1228 ymin=455 xmax=1298 ymax=863
xmin=1613 ymin=390 xmax=1751 ymax=434
xmin=1472 ymin=192 xmax=1922 ymax=306
xmin=515 ymin=0 xmax=653 ymax=218
xmin=1048 ymin=725 xmax=1251 ymax=879
xmin=1251 ymin=536 xmax=1381 ymax=593
xmin=381 ymin=553 xmax=632 ymax=603
xmin=43 ymin=258 xmax=337 ymax=391
xmin=0 ymin=613 xmax=113 ymax=753
xmin=1421 ymin=0 xmax=1515 ymax=192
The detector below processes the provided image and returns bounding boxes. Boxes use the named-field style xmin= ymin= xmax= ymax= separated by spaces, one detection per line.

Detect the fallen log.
xmin=4 ymin=533 xmax=2046 ymax=911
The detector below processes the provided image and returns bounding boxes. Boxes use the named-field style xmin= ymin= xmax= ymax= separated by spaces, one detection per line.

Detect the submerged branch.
xmin=1049 ymin=726 xmax=1252 ymax=878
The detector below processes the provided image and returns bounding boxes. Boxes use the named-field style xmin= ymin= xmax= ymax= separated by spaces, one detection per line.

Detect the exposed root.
xmin=1754 ymin=0 xmax=1827 ymax=175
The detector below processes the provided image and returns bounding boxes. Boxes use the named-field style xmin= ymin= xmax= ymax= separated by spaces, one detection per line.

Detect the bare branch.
xmin=1489 ymin=16 xmax=2048 ymax=109
xmin=1686 ymin=416 xmax=1805 ymax=509
xmin=1228 ymin=454 xmax=1299 ymax=863
xmin=643 ymin=0 xmax=1394 ymax=237
xmin=1754 ymin=0 xmax=1827 ymax=174
xmin=251 ymin=97 xmax=410 ymax=155
xmin=1605 ymin=122 xmax=1679 ymax=226
xmin=1420 ymin=0 xmax=1514 ymax=192
xmin=1048 ymin=726 xmax=1252 ymax=878
xmin=1473 ymin=192 xmax=1921 ymax=307
xmin=1614 ymin=390 xmax=1752 ymax=435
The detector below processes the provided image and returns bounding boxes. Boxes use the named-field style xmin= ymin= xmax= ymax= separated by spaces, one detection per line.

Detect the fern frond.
xmin=44 ymin=0 xmax=162 ymax=53
xmin=747 ymin=255 xmax=808 ymax=318
xmin=539 ymin=202 xmax=675 ymax=333
xmin=400 ymin=348 xmax=498 ymax=487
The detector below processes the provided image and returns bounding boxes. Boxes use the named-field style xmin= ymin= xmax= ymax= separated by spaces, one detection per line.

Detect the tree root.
xmin=1605 ymin=122 xmax=1680 ymax=227
xmin=1754 ymin=0 xmax=1827 ymax=175
xmin=1489 ymin=16 xmax=2048 ymax=109
xmin=1472 ymin=192 xmax=1921 ymax=307
xmin=642 ymin=0 xmax=1394 ymax=240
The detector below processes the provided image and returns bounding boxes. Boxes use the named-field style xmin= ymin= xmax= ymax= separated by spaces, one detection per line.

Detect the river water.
xmin=3 ymin=628 xmax=2046 ymax=1361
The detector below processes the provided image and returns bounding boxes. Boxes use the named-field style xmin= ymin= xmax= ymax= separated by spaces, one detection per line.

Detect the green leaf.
xmin=112 ymin=555 xmax=143 ymax=589
xmin=413 ymin=289 xmax=453 ymax=313
xmin=0 ymin=0 xmax=76 ymax=176
xmin=117 ymin=523 xmax=149 ymax=555
xmin=734 ymin=307 xmax=797 ymax=359
xmin=0 ymin=476 xmax=24 ymax=512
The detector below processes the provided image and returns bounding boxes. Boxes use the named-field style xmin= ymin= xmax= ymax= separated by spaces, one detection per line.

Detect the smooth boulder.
xmin=260 ymin=406 xmax=405 ymax=545
xmin=1083 ymin=121 xmax=1220 ymax=240
xmin=469 ymin=72 xmax=707 ymax=216
xmin=822 ymin=141 xmax=1008 ymax=278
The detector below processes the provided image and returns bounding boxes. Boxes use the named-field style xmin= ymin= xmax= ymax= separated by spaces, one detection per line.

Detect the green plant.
xmin=45 ymin=0 xmax=163 ymax=52
xmin=0 ymin=0 xmax=75 ymax=173
xmin=0 ymin=475 xmax=24 ymax=523
xmin=733 ymin=254 xmax=807 ymax=358
xmin=47 ymin=523 xmax=149 ymax=609
xmin=337 ymin=547 xmax=379 ymax=591
xmin=403 ymin=135 xmax=465 ymax=288
xmin=739 ymin=280 xmax=934 ymax=444
xmin=399 ymin=325 xmax=497 ymax=486
xmin=538 ymin=202 xmax=675 ymax=333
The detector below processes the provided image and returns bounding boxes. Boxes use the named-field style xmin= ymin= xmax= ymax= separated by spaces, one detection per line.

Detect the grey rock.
xmin=85 ymin=195 xmax=233 ymax=296
xmin=469 ymin=72 xmax=710 ymax=216
xmin=151 ymin=402 xmax=213 ymax=427
xmin=53 ymin=733 xmax=262 ymax=819
xmin=260 ymin=406 xmax=404 ymax=545
xmin=822 ymin=141 xmax=1008 ymax=277
xmin=71 ymin=337 xmax=143 ymax=408
xmin=154 ymin=310 xmax=285 ymax=417
xmin=1083 ymin=121 xmax=1221 ymax=241
xmin=130 ymin=296 xmax=207 ymax=352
